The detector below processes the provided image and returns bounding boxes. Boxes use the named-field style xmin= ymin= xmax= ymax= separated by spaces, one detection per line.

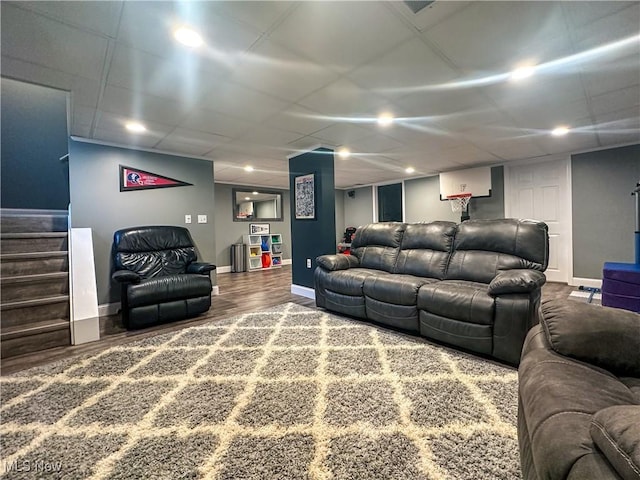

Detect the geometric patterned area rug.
xmin=0 ymin=303 xmax=520 ymax=479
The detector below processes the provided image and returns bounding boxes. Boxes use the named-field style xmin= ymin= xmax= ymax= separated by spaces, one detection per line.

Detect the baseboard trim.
xmin=98 ymin=302 xmax=120 ymax=317
xmin=212 ymin=285 xmax=220 ymax=296
xmin=570 ymin=277 xmax=602 ymax=288
xmin=291 ymin=284 xmax=315 ymax=300
xmin=217 ymin=266 xmax=232 ymax=274
xmin=283 ymin=259 xmax=292 ymax=266
xmin=569 ymin=290 xmax=602 ymax=301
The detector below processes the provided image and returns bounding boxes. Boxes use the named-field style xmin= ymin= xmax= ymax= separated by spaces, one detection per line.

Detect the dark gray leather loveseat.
xmin=315 ymin=219 xmax=549 ymax=365
xmin=518 ymin=299 xmax=640 ymax=479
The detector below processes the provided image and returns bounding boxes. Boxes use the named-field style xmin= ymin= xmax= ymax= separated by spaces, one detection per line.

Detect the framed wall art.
xmin=294 ymin=173 xmax=315 ymax=220
xmin=249 ymin=223 xmax=270 ymax=235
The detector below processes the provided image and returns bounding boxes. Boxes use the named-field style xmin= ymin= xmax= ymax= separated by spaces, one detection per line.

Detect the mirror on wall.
xmin=233 ymin=188 xmax=283 ymax=221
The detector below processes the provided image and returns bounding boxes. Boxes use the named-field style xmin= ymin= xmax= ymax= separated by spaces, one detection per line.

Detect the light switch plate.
xmin=185 ymin=214 xmax=192 ymax=224
xmin=197 ymin=215 xmax=207 ymax=223
xmin=306 ymin=258 xmax=311 ymax=268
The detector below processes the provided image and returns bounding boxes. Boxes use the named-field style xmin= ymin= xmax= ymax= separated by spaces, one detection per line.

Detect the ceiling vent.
xmin=404 ymin=1 xmax=436 ymax=14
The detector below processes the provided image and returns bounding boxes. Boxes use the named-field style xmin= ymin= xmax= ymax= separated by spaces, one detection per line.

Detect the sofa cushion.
xmin=419 ymin=311 xmax=493 ymax=355
xmin=417 ymin=280 xmax=495 ymax=325
xmin=394 ymin=222 xmax=456 ymax=279
xmin=590 ymin=406 xmax=640 ymax=480
xmin=316 ymin=268 xmax=389 ymax=297
xmin=364 ymin=274 xmax=437 ymax=306
xmin=446 ymin=219 xmax=548 ymax=283
xmin=350 ymin=222 xmax=405 ymax=272
xmin=542 ymin=299 xmax=640 ymax=377
xmin=127 ymin=274 xmax=212 ymax=307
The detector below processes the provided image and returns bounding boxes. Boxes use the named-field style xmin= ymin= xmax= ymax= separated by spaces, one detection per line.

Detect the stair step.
xmin=1 ymin=297 xmax=70 ymax=328
xmin=1 ymin=320 xmax=71 ymax=358
xmin=1 ymin=319 xmax=70 ymax=340
xmin=0 ymin=209 xmax=68 ymax=233
xmin=1 ymin=272 xmax=69 ymax=302
xmin=1 ymin=294 xmax=70 ymax=311
xmin=1 ymin=232 xmax=68 ymax=254
xmin=1 ymin=251 xmax=68 ymax=276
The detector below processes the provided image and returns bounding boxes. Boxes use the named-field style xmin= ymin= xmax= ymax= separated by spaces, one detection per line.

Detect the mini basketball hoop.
xmin=446 ymin=192 xmax=472 ymax=213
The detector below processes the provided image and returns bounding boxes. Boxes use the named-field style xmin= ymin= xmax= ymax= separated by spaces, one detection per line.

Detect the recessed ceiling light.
xmin=244 ymin=197 xmax=251 ymax=201
xmin=551 ymin=126 xmax=570 ymax=136
xmin=377 ymin=113 xmax=394 ymax=127
xmin=125 ymin=122 xmax=146 ymax=133
xmin=510 ymin=65 xmax=536 ymax=81
xmin=173 ymin=26 xmax=203 ymax=48
xmin=337 ymin=148 xmax=351 ymax=159
xmin=252 ymin=191 xmax=258 ymax=195
xmin=405 ymin=166 xmax=415 ymax=174
xmin=244 ymin=165 xmax=254 ymax=172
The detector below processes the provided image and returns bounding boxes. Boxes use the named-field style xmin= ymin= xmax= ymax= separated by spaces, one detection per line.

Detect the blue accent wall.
xmin=289 ymin=148 xmax=336 ymax=288
xmin=1 ymin=78 xmax=69 ymax=209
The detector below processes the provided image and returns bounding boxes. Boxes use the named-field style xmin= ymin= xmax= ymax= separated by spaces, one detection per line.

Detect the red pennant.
xmin=119 ymin=165 xmax=192 ymax=192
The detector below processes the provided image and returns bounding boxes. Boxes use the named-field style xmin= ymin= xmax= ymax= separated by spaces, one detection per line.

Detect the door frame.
xmin=504 ymin=155 xmax=573 ymax=284
xmin=372 ymin=179 xmax=406 ymax=223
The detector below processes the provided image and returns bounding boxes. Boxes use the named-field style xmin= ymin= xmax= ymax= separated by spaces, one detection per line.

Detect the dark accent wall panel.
xmin=572 ymin=144 xmax=640 ymax=278
xmin=289 ymin=148 xmax=336 ymax=288
xmin=1 ymin=78 xmax=70 ymax=209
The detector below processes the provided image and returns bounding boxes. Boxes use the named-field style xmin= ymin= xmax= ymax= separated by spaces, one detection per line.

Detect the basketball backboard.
xmin=439 ymin=166 xmax=492 ymax=200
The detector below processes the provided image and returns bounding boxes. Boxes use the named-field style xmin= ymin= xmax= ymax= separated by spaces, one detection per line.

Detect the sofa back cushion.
xmin=351 ymin=222 xmax=405 ymax=272
xmin=395 ymin=222 xmax=457 ymax=279
xmin=446 ymin=219 xmax=549 ymax=283
xmin=113 ymin=225 xmax=197 ymax=279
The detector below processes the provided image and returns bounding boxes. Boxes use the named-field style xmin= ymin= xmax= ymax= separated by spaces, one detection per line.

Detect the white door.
xmin=506 ymin=159 xmax=570 ymax=283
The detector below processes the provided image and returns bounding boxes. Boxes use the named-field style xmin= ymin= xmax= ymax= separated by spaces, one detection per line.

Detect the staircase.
xmin=1 ymin=209 xmax=71 ymax=358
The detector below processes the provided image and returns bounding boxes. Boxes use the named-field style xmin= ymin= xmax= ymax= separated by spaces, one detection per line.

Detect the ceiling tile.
xmin=117 ymin=1 xmax=261 ymax=59
xmin=229 ymin=39 xmax=339 ymax=102
xmin=311 ymin=123 xmax=372 ymax=146
xmin=424 ymin=2 xmax=567 ymax=70
xmin=181 ymin=108 xmax=254 ymax=139
xmin=350 ymin=134 xmax=404 ymax=154
xmin=297 ymin=78 xmax=390 ymax=117
xmin=155 ymin=128 xmax=231 ymax=156
xmin=199 ymin=81 xmax=290 ymax=122
xmin=347 ymin=38 xmax=458 ymax=91
xmin=101 ymin=85 xmax=193 ymax=126
xmin=571 ymin=4 xmax=640 ymax=51
xmin=107 ymin=44 xmax=214 ymax=104
xmin=212 ymin=1 xmax=295 ymax=34
xmin=589 ymin=86 xmax=640 ymax=117
xmin=562 ymin=2 xmax=637 ymax=29
xmin=237 ymin=126 xmax=303 ymax=147
xmin=15 ymin=1 xmax=122 ymax=37
xmin=1 ymin=3 xmax=109 ymax=80
xmin=581 ymin=53 xmax=640 ymax=97
xmin=93 ymin=111 xmax=173 ymax=145
xmin=266 ymin=105 xmax=335 ymax=136
xmin=388 ymin=1 xmax=473 ymax=33
xmin=269 ymin=2 xmax=413 ymax=72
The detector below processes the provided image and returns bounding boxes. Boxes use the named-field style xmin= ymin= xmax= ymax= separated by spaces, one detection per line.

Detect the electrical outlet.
xmin=185 ymin=214 xmax=192 ymax=224
xmin=306 ymin=258 xmax=311 ymax=268
xmin=197 ymin=215 xmax=207 ymax=223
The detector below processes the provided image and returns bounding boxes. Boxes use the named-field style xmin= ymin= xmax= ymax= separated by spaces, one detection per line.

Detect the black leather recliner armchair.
xmin=112 ymin=225 xmax=216 ymax=329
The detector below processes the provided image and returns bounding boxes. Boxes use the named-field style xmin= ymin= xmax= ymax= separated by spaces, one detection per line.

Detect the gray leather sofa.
xmin=518 ymin=299 xmax=640 ymax=480
xmin=315 ymin=219 xmax=549 ymax=365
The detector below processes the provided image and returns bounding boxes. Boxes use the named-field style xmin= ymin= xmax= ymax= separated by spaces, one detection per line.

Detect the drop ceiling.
xmin=1 ymin=1 xmax=638 ymax=189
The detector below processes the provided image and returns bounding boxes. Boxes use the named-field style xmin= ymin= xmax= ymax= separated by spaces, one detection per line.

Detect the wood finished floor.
xmin=0 ymin=265 xmax=573 ymax=375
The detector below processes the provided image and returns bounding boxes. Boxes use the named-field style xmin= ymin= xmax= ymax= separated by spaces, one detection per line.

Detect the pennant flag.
xmin=119 ymin=165 xmax=192 ymax=192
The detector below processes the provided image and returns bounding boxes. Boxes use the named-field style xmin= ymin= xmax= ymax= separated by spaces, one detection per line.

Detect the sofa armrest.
xmin=187 ymin=262 xmax=217 ymax=275
xmin=316 ymin=254 xmax=360 ymax=271
xmin=112 ymin=270 xmax=141 ymax=284
xmin=541 ymin=299 xmax=640 ymax=376
xmin=590 ymin=406 xmax=640 ymax=480
xmin=488 ymin=269 xmax=546 ymax=296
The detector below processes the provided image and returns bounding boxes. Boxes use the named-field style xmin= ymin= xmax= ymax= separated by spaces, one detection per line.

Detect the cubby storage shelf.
xmin=243 ymin=233 xmax=284 ymax=271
